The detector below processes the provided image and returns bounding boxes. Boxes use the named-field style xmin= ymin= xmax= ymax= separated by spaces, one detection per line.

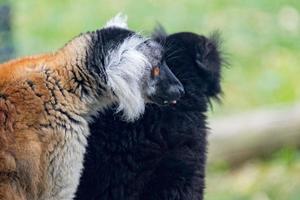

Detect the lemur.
xmin=75 ymin=25 xmax=224 ymax=200
xmin=0 ymin=15 xmax=184 ymax=200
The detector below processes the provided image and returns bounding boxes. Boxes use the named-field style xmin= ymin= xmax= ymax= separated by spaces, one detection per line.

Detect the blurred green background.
xmin=1 ymin=0 xmax=300 ymax=199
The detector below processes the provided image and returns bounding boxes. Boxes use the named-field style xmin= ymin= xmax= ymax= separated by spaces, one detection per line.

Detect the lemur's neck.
xmin=44 ymin=33 xmax=111 ymax=118
xmin=49 ymin=28 xmax=149 ymax=121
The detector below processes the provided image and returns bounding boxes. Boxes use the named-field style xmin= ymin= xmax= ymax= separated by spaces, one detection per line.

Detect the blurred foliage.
xmin=2 ymin=0 xmax=300 ymax=199
xmin=206 ymin=148 xmax=300 ymax=200
xmin=5 ymin=0 xmax=299 ymax=115
xmin=0 ymin=1 xmax=14 ymax=61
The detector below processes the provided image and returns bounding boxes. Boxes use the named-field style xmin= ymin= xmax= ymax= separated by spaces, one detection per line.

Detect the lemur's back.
xmin=0 ymin=54 xmax=48 ymax=85
xmin=0 ymin=52 xmax=72 ymax=131
xmin=0 ymin=52 xmax=79 ymax=200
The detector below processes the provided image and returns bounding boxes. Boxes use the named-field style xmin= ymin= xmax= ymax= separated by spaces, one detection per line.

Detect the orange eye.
xmin=152 ymin=67 xmax=160 ymax=77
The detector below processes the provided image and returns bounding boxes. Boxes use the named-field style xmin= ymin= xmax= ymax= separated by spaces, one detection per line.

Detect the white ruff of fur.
xmin=104 ymin=13 xmax=128 ymax=29
xmin=105 ymin=35 xmax=151 ymax=121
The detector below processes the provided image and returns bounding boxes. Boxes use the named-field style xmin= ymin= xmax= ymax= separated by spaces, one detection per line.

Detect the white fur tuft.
xmin=105 ymin=35 xmax=151 ymax=121
xmin=105 ymin=13 xmax=128 ymax=29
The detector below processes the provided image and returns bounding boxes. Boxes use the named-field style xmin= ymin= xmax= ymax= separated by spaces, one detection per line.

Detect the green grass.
xmin=2 ymin=0 xmax=300 ymax=199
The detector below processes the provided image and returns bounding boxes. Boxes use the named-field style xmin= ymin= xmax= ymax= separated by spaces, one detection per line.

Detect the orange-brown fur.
xmin=0 ymin=36 xmax=99 ymax=200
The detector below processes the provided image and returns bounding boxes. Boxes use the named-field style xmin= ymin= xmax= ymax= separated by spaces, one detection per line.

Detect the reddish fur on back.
xmin=0 ymin=45 xmax=91 ymax=199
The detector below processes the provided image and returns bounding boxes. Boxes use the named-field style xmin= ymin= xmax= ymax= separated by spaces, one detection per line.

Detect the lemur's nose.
xmin=166 ymin=84 xmax=185 ymax=101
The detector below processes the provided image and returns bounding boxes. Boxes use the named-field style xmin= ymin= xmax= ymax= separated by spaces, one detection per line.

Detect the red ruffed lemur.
xmin=0 ymin=15 xmax=184 ymax=200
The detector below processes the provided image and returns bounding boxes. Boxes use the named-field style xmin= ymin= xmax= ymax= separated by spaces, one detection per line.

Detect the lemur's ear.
xmin=195 ymin=32 xmax=223 ymax=99
xmin=152 ymin=24 xmax=168 ymax=43
xmin=104 ymin=13 xmax=128 ymax=29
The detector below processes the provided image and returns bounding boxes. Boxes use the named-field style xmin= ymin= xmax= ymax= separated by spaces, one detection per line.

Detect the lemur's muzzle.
xmin=150 ymin=61 xmax=185 ymax=105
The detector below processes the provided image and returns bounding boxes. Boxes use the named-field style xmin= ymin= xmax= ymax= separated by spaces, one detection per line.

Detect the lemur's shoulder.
xmin=0 ymin=52 xmax=63 ymax=130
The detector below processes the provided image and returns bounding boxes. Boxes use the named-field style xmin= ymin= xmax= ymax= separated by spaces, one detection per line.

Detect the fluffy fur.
xmin=105 ymin=13 xmax=128 ymax=29
xmin=105 ymin=35 xmax=150 ymax=121
xmin=75 ymin=28 xmax=224 ymax=200
xmin=0 ymin=16 xmax=172 ymax=200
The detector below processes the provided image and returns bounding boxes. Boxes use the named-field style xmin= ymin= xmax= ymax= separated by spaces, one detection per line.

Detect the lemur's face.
xmin=139 ymin=40 xmax=185 ymax=106
xmin=150 ymin=29 xmax=222 ymax=111
xmin=164 ymin=32 xmax=222 ymax=100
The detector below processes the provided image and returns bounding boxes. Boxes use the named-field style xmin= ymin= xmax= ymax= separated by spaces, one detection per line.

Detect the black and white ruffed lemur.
xmin=75 ymin=25 xmax=224 ymax=200
xmin=0 ymin=15 xmax=184 ymax=200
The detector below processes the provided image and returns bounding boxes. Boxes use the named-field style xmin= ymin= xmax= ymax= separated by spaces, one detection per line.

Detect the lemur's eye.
xmin=152 ymin=67 xmax=160 ymax=77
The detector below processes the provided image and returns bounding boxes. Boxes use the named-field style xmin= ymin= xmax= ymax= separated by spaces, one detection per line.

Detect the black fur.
xmin=75 ymin=28 xmax=223 ymax=200
xmin=86 ymin=27 xmax=134 ymax=83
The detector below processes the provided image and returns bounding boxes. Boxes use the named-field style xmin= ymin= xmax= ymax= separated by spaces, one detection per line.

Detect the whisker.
xmin=165 ymin=48 xmax=184 ymax=59
xmin=166 ymin=55 xmax=181 ymax=62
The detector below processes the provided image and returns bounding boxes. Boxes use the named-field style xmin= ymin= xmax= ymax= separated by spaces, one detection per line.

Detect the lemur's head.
xmin=152 ymin=26 xmax=224 ymax=110
xmin=85 ymin=14 xmax=184 ymax=121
